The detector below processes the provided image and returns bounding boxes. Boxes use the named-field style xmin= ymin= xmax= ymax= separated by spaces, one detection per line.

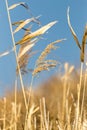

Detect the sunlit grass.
xmin=0 ymin=1 xmax=87 ymax=130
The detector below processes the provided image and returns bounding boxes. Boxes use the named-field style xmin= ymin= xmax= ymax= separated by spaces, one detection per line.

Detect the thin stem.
xmin=78 ymin=62 xmax=83 ymax=117
xmin=27 ymin=63 xmax=36 ymax=109
xmin=81 ymin=66 xmax=87 ymax=120
xmin=78 ymin=62 xmax=83 ymax=113
xmin=5 ymin=0 xmax=27 ymax=109
xmin=62 ymin=77 xmax=67 ymax=124
xmin=3 ymin=98 xmax=6 ymax=130
xmin=14 ymin=78 xmax=17 ymax=130
xmin=24 ymin=64 xmax=36 ymax=130
xmin=75 ymin=62 xmax=83 ymax=130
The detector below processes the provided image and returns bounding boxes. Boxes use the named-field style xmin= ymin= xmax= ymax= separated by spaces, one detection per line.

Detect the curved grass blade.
xmin=14 ymin=16 xmax=40 ymax=34
xmin=20 ymin=3 xmax=29 ymax=10
xmin=12 ymin=21 xmax=32 ymax=32
xmin=18 ymin=38 xmax=38 ymax=59
xmin=16 ymin=21 xmax=58 ymax=45
xmin=67 ymin=7 xmax=81 ymax=49
xmin=8 ymin=2 xmax=29 ymax=10
xmin=13 ymin=18 xmax=34 ymax=34
xmin=80 ymin=25 xmax=87 ymax=62
xmin=18 ymin=43 xmax=35 ymax=59
xmin=12 ymin=20 xmax=24 ymax=26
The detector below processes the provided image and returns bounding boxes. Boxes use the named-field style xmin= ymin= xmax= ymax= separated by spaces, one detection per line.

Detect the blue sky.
xmin=0 ymin=0 xmax=87 ymax=95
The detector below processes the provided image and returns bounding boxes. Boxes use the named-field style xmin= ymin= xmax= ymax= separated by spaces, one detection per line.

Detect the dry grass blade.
xmin=0 ymin=48 xmax=14 ymax=58
xmin=18 ymin=43 xmax=35 ymax=59
xmin=20 ymin=3 xmax=29 ymax=10
xmin=36 ymin=39 xmax=66 ymax=65
xmin=18 ymin=38 xmax=38 ymax=59
xmin=67 ymin=7 xmax=81 ymax=49
xmin=80 ymin=25 xmax=87 ymax=62
xmin=16 ymin=21 xmax=57 ymax=45
xmin=12 ymin=20 xmax=24 ymax=26
xmin=8 ymin=2 xmax=28 ymax=10
xmin=12 ymin=20 xmax=32 ymax=32
xmin=14 ymin=16 xmax=40 ymax=34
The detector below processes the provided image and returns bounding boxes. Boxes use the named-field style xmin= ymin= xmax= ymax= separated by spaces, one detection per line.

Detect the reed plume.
xmin=33 ymin=39 xmax=66 ymax=76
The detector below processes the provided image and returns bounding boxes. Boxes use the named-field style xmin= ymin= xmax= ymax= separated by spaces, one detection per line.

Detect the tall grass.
xmin=5 ymin=0 xmax=27 ymax=109
xmin=0 ymin=1 xmax=87 ymax=130
xmin=0 ymin=65 xmax=87 ymax=130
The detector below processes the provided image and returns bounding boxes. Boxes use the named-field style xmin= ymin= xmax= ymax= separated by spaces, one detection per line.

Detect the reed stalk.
xmin=5 ymin=0 xmax=27 ymax=110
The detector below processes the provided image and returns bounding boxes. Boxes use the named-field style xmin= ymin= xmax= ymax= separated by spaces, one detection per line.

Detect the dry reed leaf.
xmin=12 ymin=20 xmax=32 ymax=31
xmin=12 ymin=20 xmax=24 ymax=26
xmin=80 ymin=25 xmax=87 ymax=62
xmin=20 ymin=26 xmax=32 ymax=32
xmin=67 ymin=7 xmax=81 ymax=49
xmin=18 ymin=43 xmax=35 ymax=59
xmin=13 ymin=22 xmax=32 ymax=32
xmin=14 ymin=16 xmax=40 ymax=34
xmin=13 ymin=18 xmax=33 ymax=34
xmin=21 ymin=25 xmax=32 ymax=36
xmin=67 ymin=8 xmax=87 ymax=62
xmin=8 ymin=2 xmax=28 ymax=10
xmin=16 ymin=21 xmax=57 ymax=45
xmin=0 ymin=48 xmax=13 ymax=58
xmin=36 ymin=39 xmax=66 ymax=65
xmin=18 ymin=38 xmax=38 ymax=59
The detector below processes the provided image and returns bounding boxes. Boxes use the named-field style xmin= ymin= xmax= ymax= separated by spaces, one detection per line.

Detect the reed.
xmin=0 ymin=1 xmax=87 ymax=130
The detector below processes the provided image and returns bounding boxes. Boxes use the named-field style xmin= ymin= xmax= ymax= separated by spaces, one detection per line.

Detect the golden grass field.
xmin=0 ymin=1 xmax=87 ymax=130
xmin=0 ymin=64 xmax=87 ymax=130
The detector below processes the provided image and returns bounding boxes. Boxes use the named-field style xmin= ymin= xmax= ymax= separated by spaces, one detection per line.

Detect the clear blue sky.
xmin=0 ymin=0 xmax=87 ymax=96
